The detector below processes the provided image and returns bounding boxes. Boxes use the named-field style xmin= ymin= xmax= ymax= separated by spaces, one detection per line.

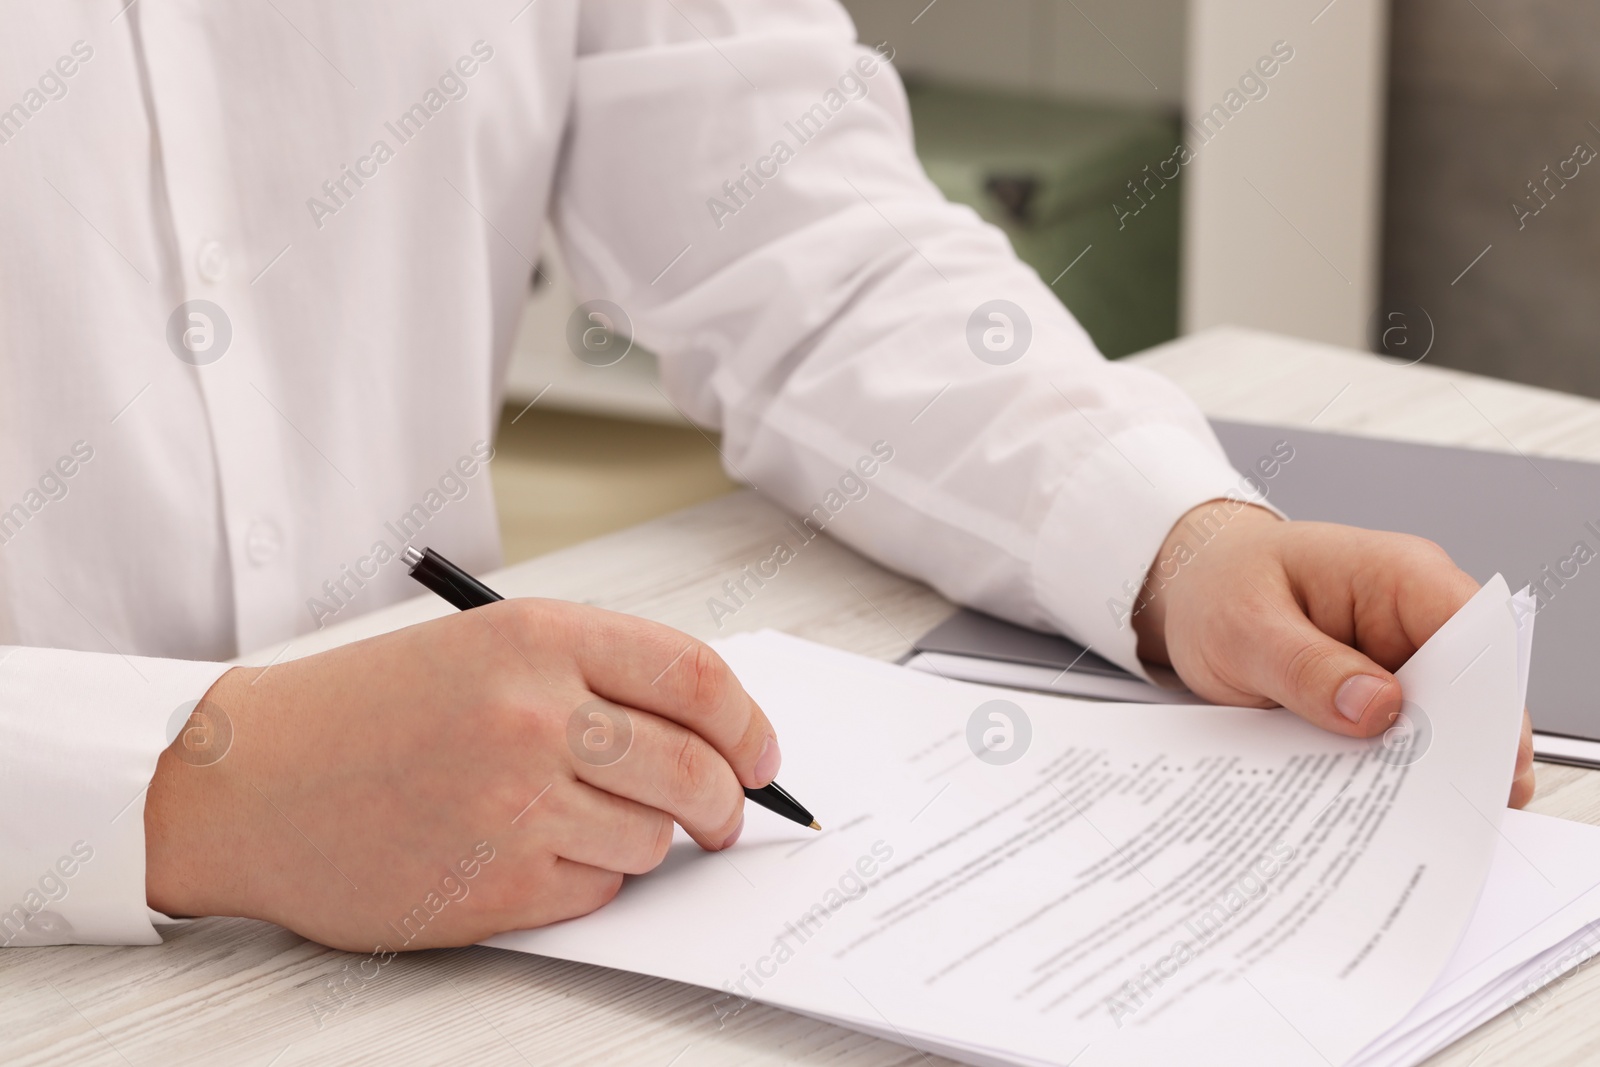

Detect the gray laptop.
xmin=910 ymin=419 xmax=1600 ymax=768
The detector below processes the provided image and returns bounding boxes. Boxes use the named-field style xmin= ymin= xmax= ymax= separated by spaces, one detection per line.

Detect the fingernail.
xmin=721 ymin=814 xmax=745 ymax=850
xmin=753 ymin=736 xmax=781 ymax=785
xmin=1335 ymin=675 xmax=1388 ymax=723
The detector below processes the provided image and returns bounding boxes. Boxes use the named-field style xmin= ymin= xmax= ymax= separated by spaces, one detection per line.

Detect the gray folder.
xmin=910 ymin=419 xmax=1600 ymax=767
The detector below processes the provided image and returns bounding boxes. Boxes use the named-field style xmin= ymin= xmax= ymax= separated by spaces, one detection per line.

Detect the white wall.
xmin=1180 ymin=0 xmax=1390 ymax=348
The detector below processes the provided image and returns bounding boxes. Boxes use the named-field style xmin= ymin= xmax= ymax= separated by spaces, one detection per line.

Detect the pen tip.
xmin=809 ymin=821 xmax=821 ymax=831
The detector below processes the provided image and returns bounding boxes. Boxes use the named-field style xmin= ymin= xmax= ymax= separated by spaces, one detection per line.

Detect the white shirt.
xmin=0 ymin=0 xmax=1254 ymax=946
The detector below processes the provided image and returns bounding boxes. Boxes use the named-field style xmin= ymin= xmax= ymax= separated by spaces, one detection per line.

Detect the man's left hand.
xmin=1129 ymin=502 xmax=1536 ymax=808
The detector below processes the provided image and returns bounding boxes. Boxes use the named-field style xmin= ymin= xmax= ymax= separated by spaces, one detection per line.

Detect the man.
xmin=0 ymin=1 xmax=1532 ymax=953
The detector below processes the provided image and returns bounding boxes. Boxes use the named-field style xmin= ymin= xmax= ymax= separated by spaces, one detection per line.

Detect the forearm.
xmin=556 ymin=6 xmax=1261 ymax=670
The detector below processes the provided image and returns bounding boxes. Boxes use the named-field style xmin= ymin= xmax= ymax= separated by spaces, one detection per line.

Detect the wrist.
xmin=1131 ymin=500 xmax=1282 ymax=664
xmin=145 ymin=665 xmax=259 ymax=919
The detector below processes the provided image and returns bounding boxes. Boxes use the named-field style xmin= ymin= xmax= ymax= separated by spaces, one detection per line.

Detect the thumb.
xmin=1233 ymin=590 xmax=1401 ymax=738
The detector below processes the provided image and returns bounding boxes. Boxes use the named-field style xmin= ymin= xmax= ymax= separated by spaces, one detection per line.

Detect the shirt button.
xmin=196 ymin=240 xmax=228 ymax=283
xmin=245 ymin=519 xmax=282 ymax=566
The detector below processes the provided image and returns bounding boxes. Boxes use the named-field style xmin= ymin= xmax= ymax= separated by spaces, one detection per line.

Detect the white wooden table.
xmin=7 ymin=327 xmax=1600 ymax=1066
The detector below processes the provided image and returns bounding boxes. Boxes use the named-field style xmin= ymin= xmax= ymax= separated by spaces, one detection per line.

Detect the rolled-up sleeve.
xmin=553 ymin=0 xmax=1261 ymax=674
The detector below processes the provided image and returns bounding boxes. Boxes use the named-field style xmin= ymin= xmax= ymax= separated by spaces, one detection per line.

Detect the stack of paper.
xmin=1350 ymin=810 xmax=1600 ymax=1066
xmin=489 ymin=577 xmax=1600 ymax=1066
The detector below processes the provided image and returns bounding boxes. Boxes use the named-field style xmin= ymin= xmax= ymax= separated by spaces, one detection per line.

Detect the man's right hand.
xmin=144 ymin=599 xmax=781 ymax=952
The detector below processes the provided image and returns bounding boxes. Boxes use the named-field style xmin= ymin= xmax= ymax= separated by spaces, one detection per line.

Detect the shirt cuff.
xmin=1031 ymin=423 xmax=1281 ymax=682
xmin=0 ymin=646 xmax=230 ymax=947
xmin=148 ymin=907 xmax=195 ymax=926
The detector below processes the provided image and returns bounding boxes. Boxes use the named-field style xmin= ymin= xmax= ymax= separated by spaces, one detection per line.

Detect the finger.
xmin=566 ymin=608 xmax=779 ymax=788
xmin=1300 ymin=531 xmax=1480 ymax=670
xmin=1388 ymin=544 xmax=1482 ymax=657
xmin=1509 ymin=709 xmax=1536 ymax=809
xmin=1226 ymin=577 xmax=1402 ymax=737
xmin=536 ymin=779 xmax=676 ymax=875
xmin=565 ymin=699 xmax=745 ymax=850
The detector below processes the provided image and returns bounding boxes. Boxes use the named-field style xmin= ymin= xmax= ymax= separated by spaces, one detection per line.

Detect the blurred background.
xmin=491 ymin=0 xmax=1600 ymax=562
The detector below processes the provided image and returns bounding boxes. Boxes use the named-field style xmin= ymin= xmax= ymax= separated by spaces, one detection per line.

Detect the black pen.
xmin=401 ymin=546 xmax=821 ymax=832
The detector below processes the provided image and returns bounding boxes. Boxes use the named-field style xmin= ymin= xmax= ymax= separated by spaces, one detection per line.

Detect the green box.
xmin=906 ymin=83 xmax=1182 ymax=358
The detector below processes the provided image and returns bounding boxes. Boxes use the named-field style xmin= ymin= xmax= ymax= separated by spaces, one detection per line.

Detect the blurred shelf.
xmin=503 ymin=237 xmax=684 ymax=424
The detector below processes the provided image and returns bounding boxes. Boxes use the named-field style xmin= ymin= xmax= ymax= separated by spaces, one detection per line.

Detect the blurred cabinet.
xmin=906 ymin=83 xmax=1182 ymax=358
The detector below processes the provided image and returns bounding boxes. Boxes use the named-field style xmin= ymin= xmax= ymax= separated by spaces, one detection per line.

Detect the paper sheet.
xmin=487 ymin=577 xmax=1531 ymax=1066
xmin=1351 ymin=808 xmax=1600 ymax=1067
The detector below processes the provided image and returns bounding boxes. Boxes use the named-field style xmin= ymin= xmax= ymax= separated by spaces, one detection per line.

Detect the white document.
xmin=488 ymin=577 xmax=1531 ymax=1066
